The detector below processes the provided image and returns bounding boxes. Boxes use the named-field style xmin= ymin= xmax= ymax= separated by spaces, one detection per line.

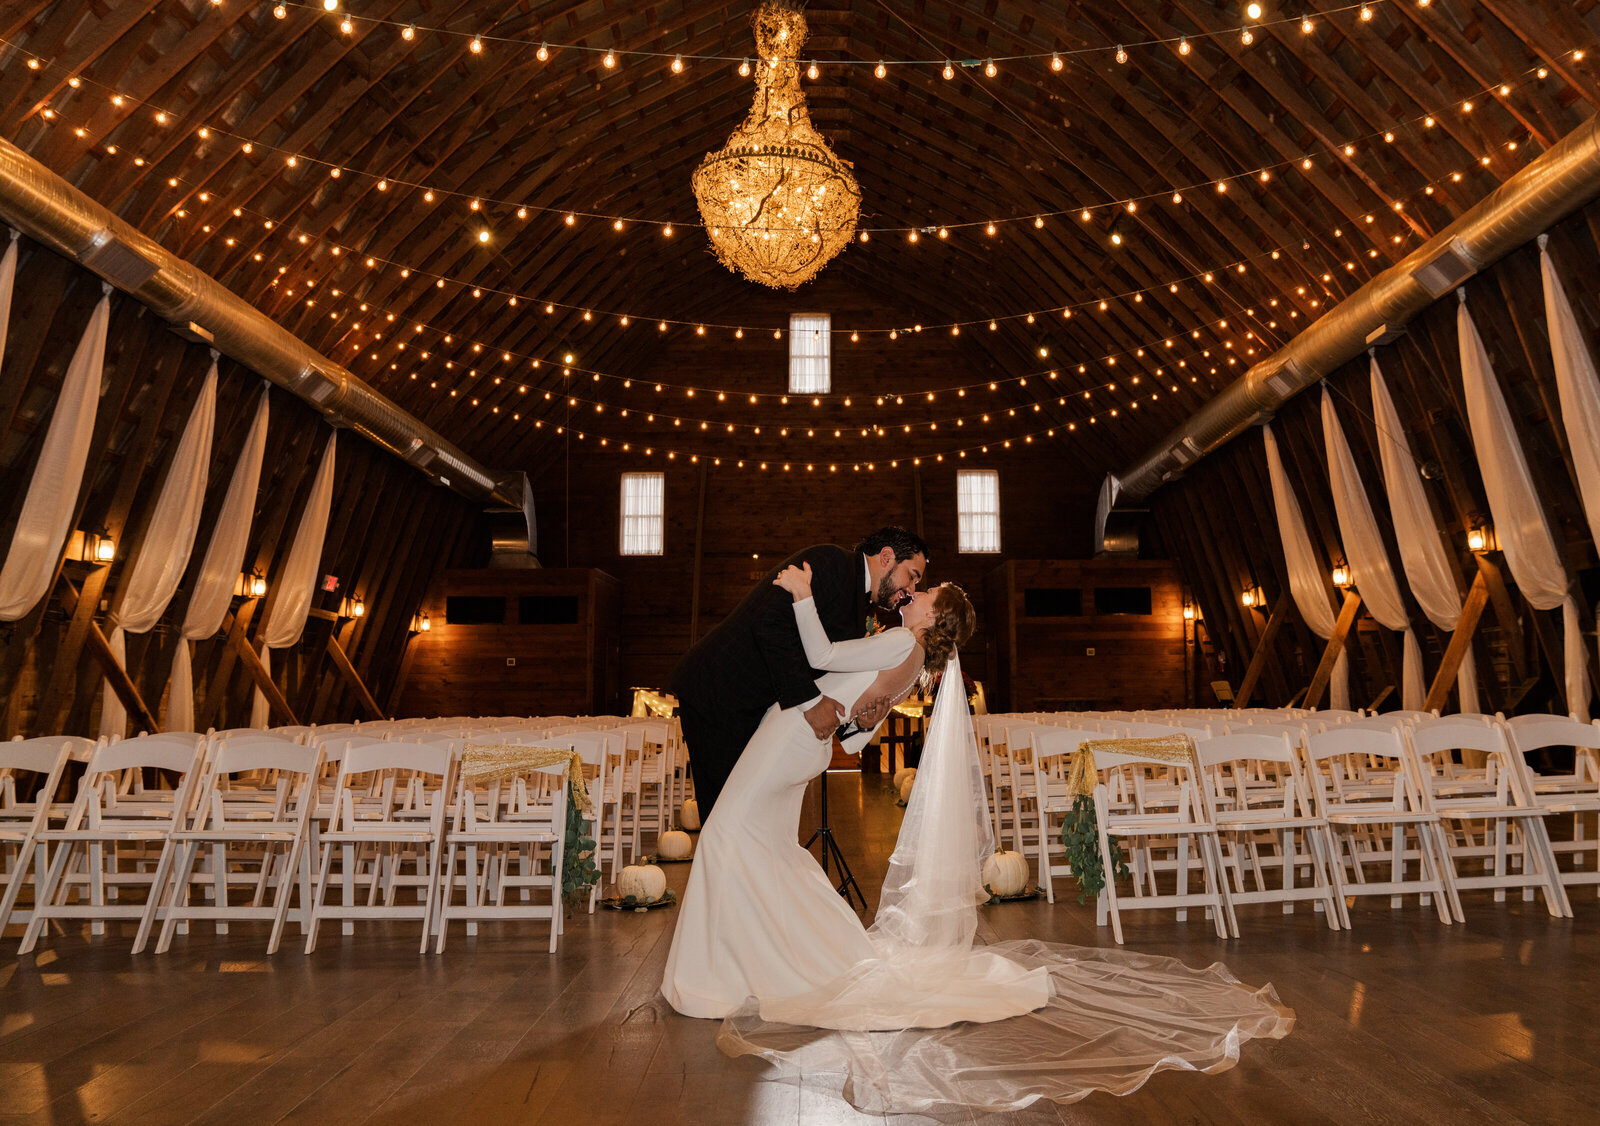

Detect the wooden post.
xmin=196 ymin=598 xmax=259 ymax=732
xmin=1235 ymin=601 xmax=1288 ymax=709
xmin=55 ymin=578 xmax=160 ymax=734
xmin=1304 ymin=592 xmax=1362 ymax=709
xmin=325 ymin=631 xmax=384 ymax=719
xmin=231 ymin=628 xmax=300 ymax=727
xmin=1423 ymin=570 xmax=1490 ymax=713
xmin=1476 ymin=553 xmax=1529 ymax=681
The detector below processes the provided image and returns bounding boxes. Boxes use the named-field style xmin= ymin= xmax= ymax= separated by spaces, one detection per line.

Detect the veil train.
xmin=717 ymin=653 xmax=1294 ymax=1114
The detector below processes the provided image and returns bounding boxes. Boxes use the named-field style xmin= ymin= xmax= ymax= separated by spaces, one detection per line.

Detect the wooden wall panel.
xmin=398 ymin=568 xmax=620 ymax=718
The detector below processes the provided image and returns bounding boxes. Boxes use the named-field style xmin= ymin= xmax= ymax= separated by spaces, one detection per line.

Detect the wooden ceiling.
xmin=4 ymin=1 xmax=1598 ymax=485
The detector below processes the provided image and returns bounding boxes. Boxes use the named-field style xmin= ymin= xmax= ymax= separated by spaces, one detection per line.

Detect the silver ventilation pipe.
xmin=0 ymin=135 xmax=523 ymax=509
xmin=1111 ymin=110 xmax=1600 ymax=504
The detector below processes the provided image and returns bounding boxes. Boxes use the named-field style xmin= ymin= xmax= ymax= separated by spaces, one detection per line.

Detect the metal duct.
xmin=0 ymin=135 xmax=523 ymax=509
xmin=1112 ymin=110 xmax=1600 ymax=503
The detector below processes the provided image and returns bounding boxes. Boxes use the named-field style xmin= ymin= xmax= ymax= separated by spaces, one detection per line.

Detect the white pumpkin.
xmin=678 ymin=798 xmax=701 ymax=831
xmin=897 ymin=770 xmax=917 ymax=803
xmin=618 ymin=863 xmax=668 ymax=902
xmin=892 ymin=766 xmax=916 ymax=790
xmin=982 ymin=850 xmax=1030 ymax=897
xmin=657 ymin=829 xmax=695 ymax=860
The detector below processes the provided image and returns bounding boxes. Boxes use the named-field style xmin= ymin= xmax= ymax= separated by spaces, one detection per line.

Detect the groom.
xmin=672 ymin=527 xmax=930 ymax=818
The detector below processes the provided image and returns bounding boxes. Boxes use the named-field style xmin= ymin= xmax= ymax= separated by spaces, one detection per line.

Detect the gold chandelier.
xmin=692 ymin=1 xmax=861 ymax=290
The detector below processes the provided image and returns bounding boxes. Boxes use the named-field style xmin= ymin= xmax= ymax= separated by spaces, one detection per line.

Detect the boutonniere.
xmin=865 ymin=612 xmax=885 ymax=636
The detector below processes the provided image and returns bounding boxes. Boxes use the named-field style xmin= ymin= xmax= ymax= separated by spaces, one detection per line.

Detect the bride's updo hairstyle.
xmin=919 ymin=583 xmax=975 ymax=680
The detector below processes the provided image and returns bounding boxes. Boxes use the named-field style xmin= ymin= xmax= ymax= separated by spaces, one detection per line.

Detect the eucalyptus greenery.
xmin=562 ymin=800 xmax=601 ymax=910
xmin=1060 ymin=794 xmax=1131 ymax=904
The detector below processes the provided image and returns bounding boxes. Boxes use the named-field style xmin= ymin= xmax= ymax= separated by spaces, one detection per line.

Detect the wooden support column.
xmin=1424 ymin=570 xmax=1490 ymax=713
xmin=231 ymin=625 xmax=299 ymax=727
xmin=1235 ymin=601 xmax=1289 ymax=709
xmin=1304 ymin=592 xmax=1363 ymax=709
xmin=1477 ymin=552 xmax=1529 ymax=681
xmin=54 ymin=578 xmax=160 ymax=734
xmin=196 ymin=598 xmax=258 ymax=732
xmin=325 ymin=630 xmax=384 ymax=720
xmin=34 ymin=566 xmax=116 ymax=733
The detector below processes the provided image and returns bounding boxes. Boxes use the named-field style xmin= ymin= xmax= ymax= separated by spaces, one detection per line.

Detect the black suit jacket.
xmin=671 ymin=544 xmax=868 ymax=730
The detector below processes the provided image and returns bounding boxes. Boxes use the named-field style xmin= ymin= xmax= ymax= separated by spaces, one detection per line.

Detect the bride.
xmin=662 ymin=564 xmax=1292 ymax=1113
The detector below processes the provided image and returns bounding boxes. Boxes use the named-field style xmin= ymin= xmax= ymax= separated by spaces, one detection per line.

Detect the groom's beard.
xmin=874 ymin=575 xmax=905 ymax=612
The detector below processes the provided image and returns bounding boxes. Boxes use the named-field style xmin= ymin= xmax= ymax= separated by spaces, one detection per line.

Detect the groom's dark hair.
xmin=854 ymin=526 xmax=931 ymax=565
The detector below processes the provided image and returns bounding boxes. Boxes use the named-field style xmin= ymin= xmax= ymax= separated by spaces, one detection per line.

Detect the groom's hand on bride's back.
xmin=804 ymin=696 xmax=845 ymax=740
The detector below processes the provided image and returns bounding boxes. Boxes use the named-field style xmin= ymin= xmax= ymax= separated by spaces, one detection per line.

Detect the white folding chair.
xmin=1303 ymin=726 xmax=1458 ymax=924
xmin=17 ymin=735 xmax=205 ymax=954
xmin=0 ymin=739 xmax=75 ymax=938
xmin=1195 ymin=730 xmax=1345 ymax=930
xmin=1407 ymin=717 xmax=1571 ymax=918
xmin=565 ymin=731 xmax=625 ymax=910
xmin=1028 ymin=726 xmax=1097 ymax=902
xmin=304 ymin=742 xmax=452 ymax=954
xmin=146 ymin=739 xmax=323 ymax=954
xmin=1084 ymin=736 xmax=1234 ymax=943
xmin=435 ymin=758 xmax=567 ymax=953
xmin=1503 ymin=713 xmax=1600 ymax=893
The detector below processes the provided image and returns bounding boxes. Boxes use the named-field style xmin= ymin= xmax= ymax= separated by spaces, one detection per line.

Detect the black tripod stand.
xmin=804 ymin=770 xmax=866 ymax=910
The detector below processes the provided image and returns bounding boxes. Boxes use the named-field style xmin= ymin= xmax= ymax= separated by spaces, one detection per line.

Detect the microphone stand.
xmin=805 ymin=766 xmax=866 ymax=910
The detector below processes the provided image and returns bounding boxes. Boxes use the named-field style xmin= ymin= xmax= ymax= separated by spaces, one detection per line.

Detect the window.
xmin=957 ymin=470 xmax=1001 ymax=553
xmin=789 ymin=313 xmax=830 ymax=393
xmin=619 ymin=472 xmax=664 ymax=555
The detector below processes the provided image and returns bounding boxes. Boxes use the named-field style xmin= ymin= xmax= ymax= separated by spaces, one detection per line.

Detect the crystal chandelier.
xmin=692 ymin=1 xmax=861 ymax=290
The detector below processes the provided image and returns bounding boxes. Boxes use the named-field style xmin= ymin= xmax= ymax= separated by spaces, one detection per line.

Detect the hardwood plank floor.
xmin=3 ymin=773 xmax=1598 ymax=1125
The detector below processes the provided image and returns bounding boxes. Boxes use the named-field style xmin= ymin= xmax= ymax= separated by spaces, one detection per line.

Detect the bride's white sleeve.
xmin=791 ymin=596 xmax=914 ymax=672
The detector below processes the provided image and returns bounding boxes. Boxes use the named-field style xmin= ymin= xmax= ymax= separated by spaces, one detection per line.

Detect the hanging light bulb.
xmin=738 ymin=56 xmax=751 ymax=76
xmin=806 ymin=61 xmax=818 ymax=79
xmin=1177 ymin=37 xmax=1190 ymax=56
xmin=537 ymin=42 xmax=550 ymax=61
xmin=603 ymin=50 xmax=616 ymax=68
xmin=401 ymin=24 xmax=415 ymax=40
xmin=1051 ymin=52 xmax=1063 ymax=71
xmin=1301 ymin=15 xmax=1314 ymax=33
xmin=1360 ymin=4 xmax=1373 ymax=20
xmin=1241 ymin=27 xmax=1254 ymax=45
xmin=469 ymin=36 xmax=483 ymax=53
xmin=1246 ymin=2 xmax=1263 ymax=18
xmin=874 ymin=61 xmax=886 ymax=78
xmin=322 ymin=0 xmax=338 ymax=10
xmin=672 ymin=54 xmax=683 ymax=73
xmin=1115 ymin=44 xmax=1128 ymax=64
xmin=272 ymin=2 xmax=287 ymax=17
xmin=984 ymin=58 xmax=996 ymax=77
xmin=943 ymin=60 xmax=954 ymax=79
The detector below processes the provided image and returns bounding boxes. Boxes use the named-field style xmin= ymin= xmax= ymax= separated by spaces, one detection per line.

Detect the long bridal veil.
xmin=718 ymin=652 xmax=1294 ymax=1114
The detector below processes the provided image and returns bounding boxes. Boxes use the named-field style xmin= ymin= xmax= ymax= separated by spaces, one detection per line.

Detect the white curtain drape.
xmin=99 ymin=362 xmax=218 ymax=737
xmin=167 ymin=385 xmax=270 ymax=733
xmin=1263 ymin=425 xmax=1350 ymax=709
xmin=0 ymin=232 xmax=17 ymax=391
xmin=1321 ymin=387 xmax=1424 ymax=709
xmin=1459 ymin=294 xmax=1589 ymax=721
xmin=0 ymin=285 xmax=113 ymax=622
xmin=1540 ymin=238 xmax=1600 ymax=710
xmin=1369 ymin=357 xmax=1479 ymax=711
xmin=250 ymin=433 xmax=336 ymax=727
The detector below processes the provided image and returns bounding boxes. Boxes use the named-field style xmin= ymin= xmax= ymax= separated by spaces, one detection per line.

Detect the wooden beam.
xmin=196 ymin=598 xmax=257 ymax=732
xmin=1234 ymin=600 xmax=1289 ymax=709
xmin=1305 ymin=593 xmax=1363 ymax=710
xmin=55 ymin=577 xmax=159 ymax=735
xmin=1477 ymin=552 xmax=1530 ymax=681
xmin=1424 ymin=571 xmax=1491 ymax=714
xmin=324 ymin=630 xmax=383 ymax=720
xmin=230 ymin=623 xmax=299 ymax=728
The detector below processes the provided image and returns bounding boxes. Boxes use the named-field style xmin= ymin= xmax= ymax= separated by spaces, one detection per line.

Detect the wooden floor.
xmin=3 ymin=774 xmax=1598 ymax=1126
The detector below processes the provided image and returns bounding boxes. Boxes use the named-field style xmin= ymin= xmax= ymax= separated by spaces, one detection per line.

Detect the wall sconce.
xmin=70 ymin=529 xmax=116 ymax=564
xmin=1241 ymin=585 xmax=1263 ymax=609
xmin=1466 ymin=522 xmax=1498 ymax=553
xmin=411 ymin=611 xmax=431 ymax=633
xmin=340 ymin=595 xmax=365 ymax=619
xmin=235 ymin=571 xmax=268 ymax=598
xmin=1182 ymin=602 xmax=1196 ymax=621
xmin=1331 ymin=562 xmax=1352 ymax=589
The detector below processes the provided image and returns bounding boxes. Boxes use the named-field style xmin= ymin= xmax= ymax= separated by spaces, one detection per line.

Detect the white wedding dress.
xmin=662 ymin=597 xmax=1293 ymax=1113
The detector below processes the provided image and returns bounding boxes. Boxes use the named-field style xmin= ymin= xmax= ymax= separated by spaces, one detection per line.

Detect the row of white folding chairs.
xmin=1 ymin=730 xmax=571 ymax=955
xmin=971 ymin=710 xmax=1593 ymax=942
